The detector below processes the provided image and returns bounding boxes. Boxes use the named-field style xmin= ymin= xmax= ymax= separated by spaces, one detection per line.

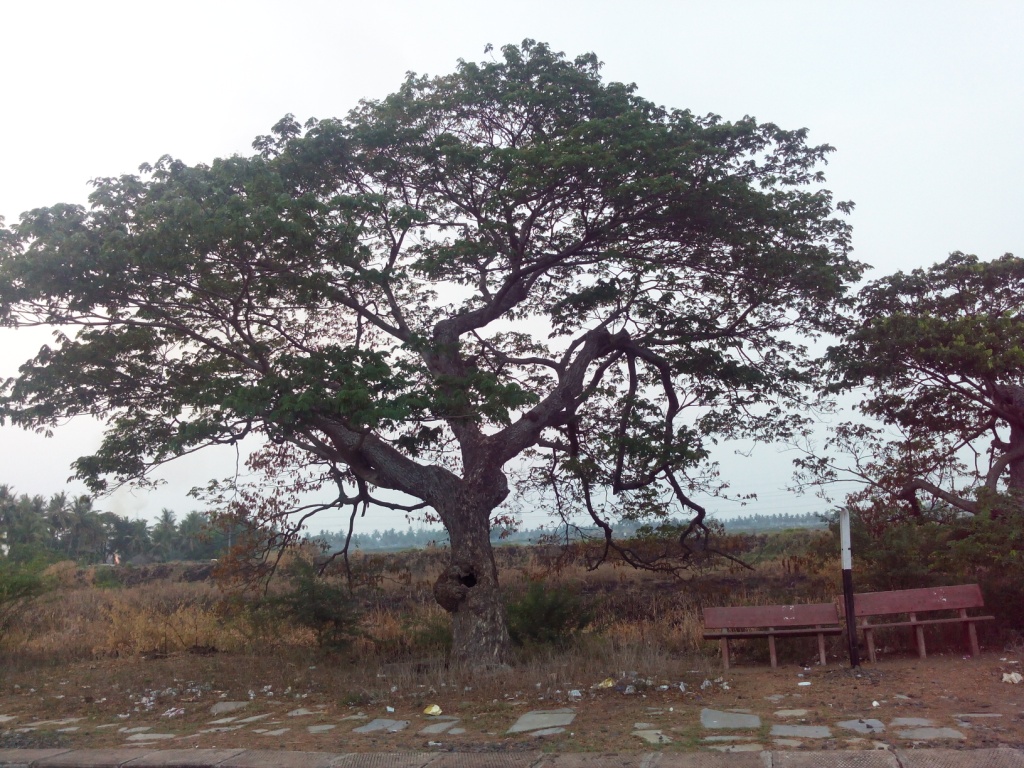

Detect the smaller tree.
xmin=0 ymin=558 xmax=49 ymax=644
xmin=801 ymin=252 xmax=1024 ymax=518
xmin=266 ymin=558 xmax=361 ymax=650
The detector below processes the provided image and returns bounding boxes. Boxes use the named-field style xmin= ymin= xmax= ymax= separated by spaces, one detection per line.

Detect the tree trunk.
xmin=433 ymin=497 xmax=512 ymax=666
xmin=1009 ymin=422 xmax=1024 ymax=496
xmin=1001 ymin=384 xmax=1024 ymax=496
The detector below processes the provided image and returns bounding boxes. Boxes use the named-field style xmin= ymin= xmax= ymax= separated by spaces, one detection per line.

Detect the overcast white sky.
xmin=1 ymin=1 xmax=1022 ymax=532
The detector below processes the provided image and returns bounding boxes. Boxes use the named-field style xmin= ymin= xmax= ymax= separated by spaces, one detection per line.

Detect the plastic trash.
xmin=1002 ymin=672 xmax=1023 ymax=684
xmin=423 ymin=704 xmax=442 ymax=715
xmin=596 ymin=678 xmax=615 ymax=689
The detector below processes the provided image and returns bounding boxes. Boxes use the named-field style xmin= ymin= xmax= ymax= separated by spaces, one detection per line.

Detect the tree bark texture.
xmin=1005 ymin=386 xmax=1024 ymax=494
xmin=433 ymin=493 xmax=512 ymax=666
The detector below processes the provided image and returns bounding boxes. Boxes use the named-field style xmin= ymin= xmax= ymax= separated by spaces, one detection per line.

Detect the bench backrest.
xmin=847 ymin=584 xmax=984 ymax=617
xmin=703 ymin=603 xmax=839 ymax=629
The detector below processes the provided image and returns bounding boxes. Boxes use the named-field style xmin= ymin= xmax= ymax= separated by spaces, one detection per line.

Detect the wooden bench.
xmin=702 ymin=603 xmax=843 ymax=669
xmin=840 ymin=584 xmax=995 ymax=663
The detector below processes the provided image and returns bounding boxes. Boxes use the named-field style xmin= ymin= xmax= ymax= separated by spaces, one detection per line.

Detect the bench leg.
xmin=816 ymin=630 xmax=827 ymax=666
xmin=720 ymin=637 xmax=730 ymax=670
xmin=768 ymin=632 xmax=777 ymax=668
xmin=959 ymin=609 xmax=980 ymax=657
xmin=864 ymin=624 xmax=876 ymax=664
xmin=910 ymin=613 xmax=926 ymax=659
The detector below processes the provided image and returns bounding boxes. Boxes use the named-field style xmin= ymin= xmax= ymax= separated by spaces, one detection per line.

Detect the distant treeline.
xmin=315 ymin=512 xmax=827 ymax=552
xmin=0 ymin=484 xmax=235 ymax=564
xmin=723 ymin=511 xmax=826 ymax=532
xmin=2 ymin=478 xmax=825 ymax=563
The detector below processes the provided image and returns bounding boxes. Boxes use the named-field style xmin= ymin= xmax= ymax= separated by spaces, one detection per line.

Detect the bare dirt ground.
xmin=2 ymin=649 xmax=1022 ymax=753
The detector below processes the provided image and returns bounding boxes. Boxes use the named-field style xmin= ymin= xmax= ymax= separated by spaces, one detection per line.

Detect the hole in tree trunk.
xmin=458 ymin=572 xmax=477 ymax=588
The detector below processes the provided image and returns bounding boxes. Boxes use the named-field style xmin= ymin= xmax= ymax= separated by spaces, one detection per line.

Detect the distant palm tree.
xmin=177 ymin=511 xmax=208 ymax=560
xmin=151 ymin=508 xmax=179 ymax=561
xmin=46 ymin=492 xmax=73 ymax=553
xmin=8 ymin=495 xmax=49 ymax=549
xmin=108 ymin=515 xmax=152 ymax=559
xmin=67 ymin=496 xmax=105 ymax=562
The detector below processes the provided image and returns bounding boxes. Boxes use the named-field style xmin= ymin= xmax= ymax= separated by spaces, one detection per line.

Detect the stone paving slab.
xmin=632 ymin=730 xmax=671 ymax=745
xmin=418 ymin=720 xmax=459 ymax=735
xmin=770 ymin=724 xmax=831 ymax=738
xmin=698 ymin=709 xmax=760 ymax=730
xmin=836 ymin=719 xmax=885 ymax=735
xmin=529 ymin=727 xmax=566 ymax=737
xmin=121 ymin=748 xmax=246 ymax=767
xmin=889 ymin=717 xmax=934 ymax=727
xmin=896 ymin=748 xmax=1024 ymax=768
xmin=210 ymin=703 xmax=250 ymax=716
xmin=306 ymin=725 xmax=337 ymax=734
xmin=773 ymin=752 xmax=898 ymax=767
xmin=36 ymin=749 xmax=154 ymax=767
xmin=895 ymin=727 xmax=965 ymax=740
xmin=507 ymin=709 xmax=575 ymax=734
xmin=220 ymin=750 xmax=349 ymax=768
xmin=352 ymin=720 xmax=410 ymax=734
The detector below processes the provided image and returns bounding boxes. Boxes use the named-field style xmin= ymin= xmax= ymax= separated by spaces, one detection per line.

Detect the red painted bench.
xmin=702 ymin=603 xmax=843 ymax=669
xmin=839 ymin=584 xmax=995 ymax=663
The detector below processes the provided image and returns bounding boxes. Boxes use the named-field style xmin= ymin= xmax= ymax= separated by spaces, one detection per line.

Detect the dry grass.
xmin=3 ymin=541 xmax=844 ymax=678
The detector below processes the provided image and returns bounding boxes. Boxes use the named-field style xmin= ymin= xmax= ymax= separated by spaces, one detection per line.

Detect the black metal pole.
xmin=842 ymin=567 xmax=859 ymax=667
xmin=840 ymin=508 xmax=860 ymax=668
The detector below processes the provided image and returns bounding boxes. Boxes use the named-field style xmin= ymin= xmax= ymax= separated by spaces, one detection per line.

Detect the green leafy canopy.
xmin=819 ymin=252 xmax=1024 ymax=517
xmin=0 ymin=40 xmax=861 ymax=544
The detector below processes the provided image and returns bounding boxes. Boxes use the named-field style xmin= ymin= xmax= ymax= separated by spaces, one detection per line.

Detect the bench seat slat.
xmin=849 ymin=584 xmax=985 ymax=617
xmin=860 ymin=615 xmax=994 ymax=631
xmin=702 ymin=602 xmax=840 ymax=669
xmin=704 ymin=603 xmax=840 ymax=629
xmin=842 ymin=584 xmax=992 ymax=663
xmin=704 ymin=626 xmax=843 ymax=640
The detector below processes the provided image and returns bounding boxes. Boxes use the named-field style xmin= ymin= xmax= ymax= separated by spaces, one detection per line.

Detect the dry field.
xmin=2 ymin=541 xmax=1023 ymax=752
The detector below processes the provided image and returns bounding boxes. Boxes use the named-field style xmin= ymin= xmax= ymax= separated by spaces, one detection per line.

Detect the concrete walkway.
xmin=1 ymin=748 xmax=1024 ymax=767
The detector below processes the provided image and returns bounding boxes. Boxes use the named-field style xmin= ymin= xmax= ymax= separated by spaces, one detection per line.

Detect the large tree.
xmin=808 ymin=252 xmax=1024 ymax=518
xmin=0 ymin=41 xmax=860 ymax=663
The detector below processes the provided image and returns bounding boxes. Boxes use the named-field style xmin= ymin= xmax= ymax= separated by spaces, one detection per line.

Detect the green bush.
xmin=0 ymin=559 xmax=48 ymax=644
xmin=506 ymin=581 xmax=592 ymax=647
xmin=268 ymin=560 xmax=362 ymax=650
xmin=818 ymin=506 xmax=1024 ymax=634
xmin=92 ymin=566 xmax=123 ymax=589
xmin=405 ymin=613 xmax=452 ymax=656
